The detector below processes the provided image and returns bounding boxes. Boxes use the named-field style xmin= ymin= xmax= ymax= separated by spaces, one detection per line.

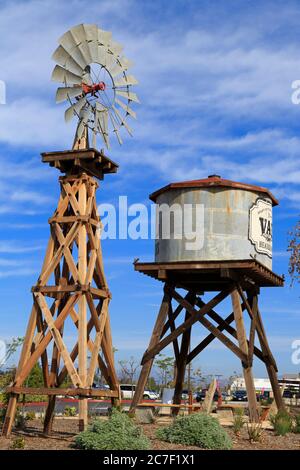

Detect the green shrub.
xmin=64 ymin=406 xmax=77 ymax=417
xmin=156 ymin=413 xmax=232 ymax=450
xmin=247 ymin=422 xmax=263 ymax=442
xmin=293 ymin=414 xmax=300 ymax=433
xmin=232 ymin=408 xmax=245 ymax=435
xmin=74 ymin=409 xmax=150 ymax=450
xmin=25 ymin=411 xmax=36 ymax=421
xmin=270 ymin=410 xmax=293 ymax=436
xmin=10 ymin=437 xmax=25 ymax=449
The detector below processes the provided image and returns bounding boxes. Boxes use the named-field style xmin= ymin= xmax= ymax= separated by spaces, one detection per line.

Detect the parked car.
xmin=143 ymin=390 xmax=159 ymax=400
xmin=282 ymin=389 xmax=300 ymax=399
xmin=195 ymin=390 xmax=224 ymax=402
xmin=120 ymin=384 xmax=136 ymax=399
xmin=232 ymin=390 xmax=248 ymax=401
xmin=120 ymin=384 xmax=159 ymax=400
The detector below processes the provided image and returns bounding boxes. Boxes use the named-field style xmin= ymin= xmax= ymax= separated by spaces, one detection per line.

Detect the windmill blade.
xmin=83 ymin=23 xmax=98 ymax=42
xmin=112 ymin=105 xmax=133 ymax=136
xmin=115 ymin=98 xmax=137 ymax=119
xmin=109 ymin=57 xmax=134 ymax=78
xmin=52 ymin=45 xmax=84 ymax=76
xmin=97 ymin=46 xmax=116 ymax=70
xmin=76 ymin=107 xmax=90 ymax=139
xmin=51 ymin=65 xmax=82 ymax=85
xmin=97 ymin=29 xmax=112 ymax=47
xmin=88 ymin=39 xmax=99 ymax=63
xmin=82 ymin=24 xmax=99 ymax=62
xmin=108 ymin=41 xmax=123 ymax=56
xmin=77 ymin=40 xmax=93 ymax=66
xmin=65 ymin=96 xmax=87 ymax=122
xmin=95 ymin=103 xmax=109 ymax=148
xmin=69 ymin=24 xmax=87 ymax=45
xmin=58 ymin=31 xmax=88 ymax=69
xmin=114 ymin=74 xmax=138 ymax=87
xmin=116 ymin=90 xmax=140 ymax=103
xmin=109 ymin=110 xmax=123 ymax=145
xmin=82 ymin=69 xmax=93 ymax=86
xmin=56 ymin=86 xmax=83 ymax=103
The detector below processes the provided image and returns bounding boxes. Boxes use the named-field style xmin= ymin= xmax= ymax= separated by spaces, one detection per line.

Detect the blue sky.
xmin=0 ymin=0 xmax=300 ymax=380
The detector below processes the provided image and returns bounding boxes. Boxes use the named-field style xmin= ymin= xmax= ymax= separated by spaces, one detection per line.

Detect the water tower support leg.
xmin=231 ymin=289 xmax=259 ymax=423
xmin=129 ymin=288 xmax=171 ymax=413
xmin=243 ymin=288 xmax=285 ymax=412
xmin=172 ymin=308 xmax=192 ymax=416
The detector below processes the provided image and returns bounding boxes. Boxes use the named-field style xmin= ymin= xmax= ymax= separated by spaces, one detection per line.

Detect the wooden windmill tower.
xmin=130 ymin=176 xmax=285 ymax=421
xmin=3 ymin=23 xmax=139 ymax=436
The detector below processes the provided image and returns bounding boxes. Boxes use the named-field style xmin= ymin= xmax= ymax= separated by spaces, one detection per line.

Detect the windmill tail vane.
xmin=51 ymin=23 xmax=140 ymax=151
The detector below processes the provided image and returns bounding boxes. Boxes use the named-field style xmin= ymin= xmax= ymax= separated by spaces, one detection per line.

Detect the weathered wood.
xmin=141 ymin=286 xmax=248 ymax=365
xmin=3 ymin=170 xmax=120 ymax=436
xmin=7 ymin=386 xmax=119 ymax=397
xmin=172 ymin=306 xmax=193 ymax=415
xmin=129 ymin=290 xmax=171 ymax=413
xmin=78 ymin=180 xmax=88 ymax=431
xmin=202 ymin=379 xmax=217 ymax=414
xmin=231 ymin=289 xmax=259 ymax=423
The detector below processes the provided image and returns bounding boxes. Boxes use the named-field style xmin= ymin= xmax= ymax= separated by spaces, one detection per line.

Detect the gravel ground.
xmin=1 ymin=418 xmax=300 ymax=450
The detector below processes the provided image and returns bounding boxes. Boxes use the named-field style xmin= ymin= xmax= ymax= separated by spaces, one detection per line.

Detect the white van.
xmin=120 ymin=384 xmax=159 ymax=400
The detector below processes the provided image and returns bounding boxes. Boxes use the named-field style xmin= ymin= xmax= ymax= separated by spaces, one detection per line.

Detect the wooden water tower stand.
xmin=2 ymin=148 xmax=121 ymax=437
xmin=130 ymin=260 xmax=285 ymax=421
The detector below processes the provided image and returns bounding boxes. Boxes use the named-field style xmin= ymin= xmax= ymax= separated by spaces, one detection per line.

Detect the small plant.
xmin=74 ymin=408 xmax=150 ymax=450
xmin=293 ymin=414 xmax=300 ymax=433
xmin=232 ymin=408 xmax=245 ymax=435
xmin=10 ymin=437 xmax=25 ymax=449
xmin=15 ymin=410 xmax=27 ymax=429
xmin=270 ymin=410 xmax=293 ymax=436
xmin=25 ymin=411 xmax=36 ymax=421
xmin=64 ymin=406 xmax=77 ymax=417
xmin=156 ymin=412 xmax=232 ymax=450
xmin=247 ymin=422 xmax=263 ymax=442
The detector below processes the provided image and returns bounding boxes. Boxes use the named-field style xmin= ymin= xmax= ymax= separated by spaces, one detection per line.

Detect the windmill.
xmin=2 ymin=24 xmax=139 ymax=436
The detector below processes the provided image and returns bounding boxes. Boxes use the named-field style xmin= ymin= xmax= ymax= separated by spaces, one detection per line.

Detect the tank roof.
xmin=149 ymin=175 xmax=278 ymax=206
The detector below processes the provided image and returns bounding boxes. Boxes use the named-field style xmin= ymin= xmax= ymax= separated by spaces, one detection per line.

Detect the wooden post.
xmin=78 ymin=178 xmax=88 ymax=431
xmin=231 ymin=289 xmax=259 ymax=422
xmin=129 ymin=288 xmax=171 ymax=413
xmin=172 ymin=307 xmax=192 ymax=416
xmin=255 ymin=307 xmax=285 ymax=411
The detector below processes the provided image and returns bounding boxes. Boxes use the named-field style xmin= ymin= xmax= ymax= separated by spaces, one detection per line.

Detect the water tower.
xmin=130 ymin=175 xmax=284 ymax=422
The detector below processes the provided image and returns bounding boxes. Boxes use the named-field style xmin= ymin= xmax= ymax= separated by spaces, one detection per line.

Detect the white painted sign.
xmin=249 ymin=198 xmax=272 ymax=258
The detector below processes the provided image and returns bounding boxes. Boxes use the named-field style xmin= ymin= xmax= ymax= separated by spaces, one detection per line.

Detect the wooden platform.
xmin=134 ymin=259 xmax=284 ymax=290
xmin=41 ymin=148 xmax=118 ymax=179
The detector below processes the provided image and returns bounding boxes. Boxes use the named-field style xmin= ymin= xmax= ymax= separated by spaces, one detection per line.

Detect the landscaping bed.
xmin=1 ymin=418 xmax=300 ymax=450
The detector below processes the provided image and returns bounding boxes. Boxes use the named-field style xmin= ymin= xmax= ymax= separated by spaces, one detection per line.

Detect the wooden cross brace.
xmin=130 ymin=281 xmax=284 ymax=421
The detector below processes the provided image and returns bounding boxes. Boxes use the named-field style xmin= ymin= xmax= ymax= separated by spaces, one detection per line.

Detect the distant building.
xmin=231 ymin=377 xmax=272 ymax=392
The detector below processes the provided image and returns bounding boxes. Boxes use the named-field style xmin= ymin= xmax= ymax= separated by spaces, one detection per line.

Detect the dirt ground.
xmin=1 ymin=418 xmax=300 ymax=450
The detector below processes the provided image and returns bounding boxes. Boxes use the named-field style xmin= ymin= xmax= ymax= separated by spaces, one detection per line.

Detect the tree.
xmin=26 ymin=363 xmax=44 ymax=388
xmin=118 ymin=357 xmax=139 ymax=393
xmin=289 ymin=222 xmax=300 ymax=284
xmin=0 ymin=337 xmax=23 ymax=369
xmin=155 ymin=354 xmax=174 ymax=388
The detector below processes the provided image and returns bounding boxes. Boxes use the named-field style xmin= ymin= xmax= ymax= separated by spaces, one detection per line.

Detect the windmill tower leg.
xmin=2 ymin=168 xmax=120 ymax=437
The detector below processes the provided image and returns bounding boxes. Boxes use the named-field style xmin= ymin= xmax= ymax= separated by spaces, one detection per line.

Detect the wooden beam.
xmin=141 ymin=286 xmax=248 ymax=365
xmin=34 ymin=293 xmax=83 ymax=387
xmin=129 ymin=289 xmax=171 ymax=413
xmin=231 ymin=289 xmax=259 ymax=423
xmin=7 ymin=386 xmax=119 ymax=398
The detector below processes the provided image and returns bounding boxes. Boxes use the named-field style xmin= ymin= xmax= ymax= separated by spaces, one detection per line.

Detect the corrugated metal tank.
xmin=151 ymin=175 xmax=277 ymax=270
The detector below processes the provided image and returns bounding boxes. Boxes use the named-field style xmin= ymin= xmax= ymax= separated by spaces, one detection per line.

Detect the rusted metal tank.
xmin=150 ymin=175 xmax=277 ymax=270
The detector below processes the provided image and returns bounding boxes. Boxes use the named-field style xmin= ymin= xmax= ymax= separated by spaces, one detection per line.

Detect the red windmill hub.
xmin=82 ymin=81 xmax=106 ymax=96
